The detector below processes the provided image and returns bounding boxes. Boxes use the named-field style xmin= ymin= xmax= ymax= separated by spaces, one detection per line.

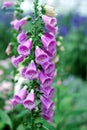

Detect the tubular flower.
xmin=41 ymin=61 xmax=55 ymax=75
xmin=35 ymin=46 xmax=49 ymax=65
xmin=2 ymin=1 xmax=14 ymax=8
xmin=26 ymin=60 xmax=38 ymax=80
xmin=39 ymin=71 xmax=52 ymax=88
xmin=42 ymin=15 xmax=57 ymax=26
xmin=17 ymin=39 xmax=32 ymax=56
xmin=11 ymin=55 xmax=25 ymax=68
xmin=11 ymin=17 xmax=27 ymax=30
xmin=14 ymin=87 xmax=27 ymax=104
xmin=17 ymin=31 xmax=27 ymax=44
xmin=23 ymin=90 xmax=35 ymax=110
xmin=41 ymin=33 xmax=56 ymax=52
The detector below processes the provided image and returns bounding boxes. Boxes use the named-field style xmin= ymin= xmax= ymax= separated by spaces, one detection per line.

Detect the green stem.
xmin=31 ymin=110 xmax=35 ymax=130
xmin=31 ymin=0 xmax=39 ymax=130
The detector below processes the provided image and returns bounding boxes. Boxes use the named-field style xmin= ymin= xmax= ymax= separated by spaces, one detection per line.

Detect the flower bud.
xmin=44 ymin=5 xmax=56 ymax=17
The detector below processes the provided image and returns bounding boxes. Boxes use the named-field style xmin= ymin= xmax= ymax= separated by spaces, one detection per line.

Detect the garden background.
xmin=0 ymin=0 xmax=87 ymax=130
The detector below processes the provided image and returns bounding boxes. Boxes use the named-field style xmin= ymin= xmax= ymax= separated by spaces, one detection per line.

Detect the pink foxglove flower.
xmin=43 ymin=32 xmax=55 ymax=39
xmin=14 ymin=87 xmax=27 ymax=104
xmin=20 ymin=67 xmax=27 ymax=78
xmin=47 ymin=70 xmax=55 ymax=78
xmin=41 ymin=96 xmax=54 ymax=110
xmin=39 ymin=71 xmax=52 ymax=88
xmin=41 ymin=34 xmax=56 ymax=52
xmin=45 ymin=47 xmax=56 ymax=57
xmin=42 ymin=15 xmax=57 ymax=26
xmin=11 ymin=19 xmax=20 ymax=31
xmin=42 ymin=61 xmax=55 ymax=75
xmin=41 ymin=86 xmax=55 ymax=99
xmin=11 ymin=17 xmax=27 ymax=30
xmin=11 ymin=55 xmax=25 ymax=68
xmin=26 ymin=60 xmax=38 ymax=80
xmin=23 ymin=90 xmax=35 ymax=110
xmin=19 ymin=17 xmax=27 ymax=26
xmin=35 ymin=46 xmax=49 ymax=65
xmin=10 ymin=98 xmax=18 ymax=108
xmin=42 ymin=109 xmax=54 ymax=122
xmin=46 ymin=24 xmax=58 ymax=34
xmin=17 ymin=31 xmax=27 ymax=44
xmin=2 ymin=1 xmax=14 ymax=8
xmin=17 ymin=40 xmax=32 ymax=56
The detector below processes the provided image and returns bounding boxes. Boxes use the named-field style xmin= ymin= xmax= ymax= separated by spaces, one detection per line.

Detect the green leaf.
xmin=0 ymin=109 xmax=12 ymax=130
xmin=16 ymin=124 xmax=25 ymax=130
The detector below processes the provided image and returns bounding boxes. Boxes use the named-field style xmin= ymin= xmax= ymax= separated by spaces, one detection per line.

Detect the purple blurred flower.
xmin=2 ymin=2 xmax=14 ymax=8
xmin=11 ymin=17 xmax=27 ymax=30
xmin=10 ymin=98 xmax=18 ymax=108
xmin=59 ymin=26 xmax=68 ymax=36
xmin=42 ymin=109 xmax=54 ymax=122
xmin=71 ymin=14 xmax=86 ymax=27
xmin=41 ymin=96 xmax=54 ymax=110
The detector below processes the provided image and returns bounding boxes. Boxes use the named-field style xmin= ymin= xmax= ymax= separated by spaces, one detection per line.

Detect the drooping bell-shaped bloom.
xmin=45 ymin=47 xmax=56 ymax=58
xmin=10 ymin=98 xmax=18 ymax=108
xmin=42 ymin=61 xmax=55 ymax=75
xmin=41 ymin=34 xmax=56 ymax=54
xmin=26 ymin=60 xmax=38 ymax=80
xmin=2 ymin=1 xmax=14 ymax=8
xmin=42 ymin=109 xmax=54 ymax=122
xmin=41 ymin=96 xmax=54 ymax=110
xmin=11 ymin=55 xmax=25 ymax=68
xmin=41 ymin=86 xmax=55 ymax=99
xmin=43 ymin=32 xmax=55 ymax=39
xmin=19 ymin=17 xmax=27 ymax=26
xmin=23 ymin=90 xmax=35 ymax=110
xmin=11 ymin=19 xmax=20 ymax=31
xmin=20 ymin=67 xmax=27 ymax=78
xmin=11 ymin=17 xmax=27 ymax=30
xmin=17 ymin=39 xmax=32 ymax=56
xmin=45 ymin=24 xmax=58 ymax=34
xmin=47 ymin=70 xmax=55 ymax=78
xmin=35 ymin=46 xmax=49 ymax=65
xmin=17 ymin=31 xmax=27 ymax=44
xmin=42 ymin=15 xmax=57 ymax=26
xmin=39 ymin=72 xmax=52 ymax=87
xmin=14 ymin=87 xmax=27 ymax=104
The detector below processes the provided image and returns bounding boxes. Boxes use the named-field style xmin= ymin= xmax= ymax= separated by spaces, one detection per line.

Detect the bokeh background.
xmin=0 ymin=0 xmax=87 ymax=130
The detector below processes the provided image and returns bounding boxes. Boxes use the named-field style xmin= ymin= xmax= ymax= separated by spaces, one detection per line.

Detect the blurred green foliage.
xmin=58 ymin=13 xmax=87 ymax=80
xmin=0 ymin=24 xmax=12 ymax=59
